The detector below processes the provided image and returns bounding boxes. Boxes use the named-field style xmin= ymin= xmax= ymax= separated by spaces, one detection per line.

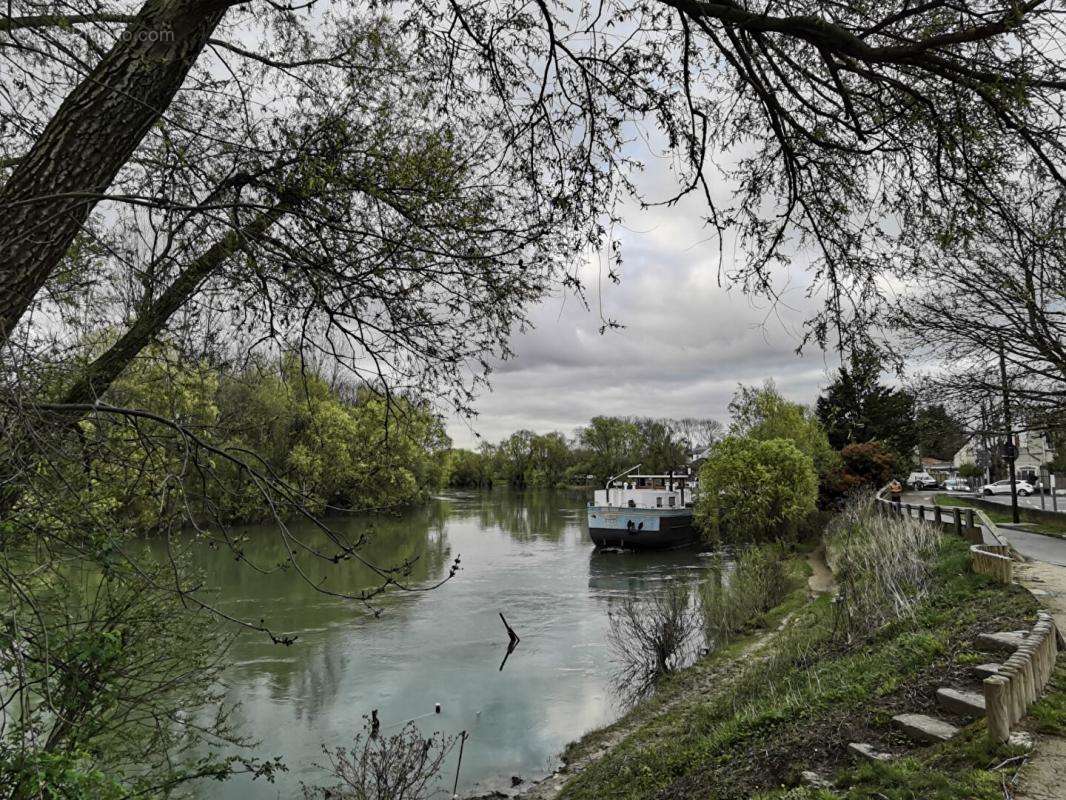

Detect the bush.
xmin=607 ymin=583 xmax=698 ymax=701
xmin=825 ymin=493 xmax=942 ymax=641
xmin=302 ymin=719 xmax=457 ymax=800
xmin=696 ymin=436 xmax=819 ymax=543
xmin=698 ymin=544 xmax=792 ymax=649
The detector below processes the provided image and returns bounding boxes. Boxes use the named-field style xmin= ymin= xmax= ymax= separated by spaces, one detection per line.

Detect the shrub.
xmin=825 ymin=493 xmax=942 ymax=641
xmin=698 ymin=544 xmax=792 ymax=649
xmin=607 ymin=582 xmax=698 ymax=701
xmin=302 ymin=719 xmax=457 ymax=800
xmin=696 ymin=436 xmax=819 ymax=543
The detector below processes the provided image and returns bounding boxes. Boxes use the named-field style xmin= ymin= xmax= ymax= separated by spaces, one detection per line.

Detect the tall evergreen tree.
xmin=816 ymin=350 xmax=918 ymax=457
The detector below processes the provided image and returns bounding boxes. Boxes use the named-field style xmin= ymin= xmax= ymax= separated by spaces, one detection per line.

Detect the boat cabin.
xmin=592 ymin=473 xmax=695 ymax=510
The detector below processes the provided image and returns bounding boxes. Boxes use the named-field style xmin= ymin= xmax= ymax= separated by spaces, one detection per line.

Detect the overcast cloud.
xmin=446 ymin=152 xmax=843 ymax=449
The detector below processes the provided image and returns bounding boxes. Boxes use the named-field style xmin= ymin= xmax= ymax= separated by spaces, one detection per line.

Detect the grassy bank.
xmin=933 ymin=494 xmax=1066 ymax=538
xmin=554 ymin=536 xmax=1053 ymax=800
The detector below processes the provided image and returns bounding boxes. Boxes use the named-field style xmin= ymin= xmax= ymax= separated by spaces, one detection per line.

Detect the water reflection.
xmin=183 ymin=491 xmax=711 ymax=799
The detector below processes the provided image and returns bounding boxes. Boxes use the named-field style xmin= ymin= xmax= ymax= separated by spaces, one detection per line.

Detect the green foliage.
xmin=0 ymin=545 xmax=275 ymax=797
xmin=814 ymin=350 xmax=918 ymax=461
xmin=0 ymin=750 xmax=125 ymax=800
xmin=698 ymin=544 xmax=793 ymax=647
xmin=41 ymin=347 xmax=452 ymax=527
xmin=556 ymin=537 xmax=1037 ymax=800
xmin=696 ymin=436 xmax=819 ymax=542
xmin=448 ymin=415 xmax=718 ymax=489
xmin=915 ymin=405 xmax=968 ymax=461
xmin=730 ymin=381 xmax=838 ymax=478
xmin=958 ymin=462 xmax=983 ymax=479
xmin=1028 ymin=660 xmax=1066 ymax=735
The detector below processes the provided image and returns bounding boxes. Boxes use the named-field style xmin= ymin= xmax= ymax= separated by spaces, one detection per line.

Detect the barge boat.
xmin=587 ymin=466 xmax=699 ymax=550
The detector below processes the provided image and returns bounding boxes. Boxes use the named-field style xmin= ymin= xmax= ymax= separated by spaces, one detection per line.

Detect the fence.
xmin=875 ymin=485 xmax=1059 ymax=743
xmin=983 ymin=612 xmax=1060 ymax=743
xmin=875 ymin=489 xmax=1013 ymax=585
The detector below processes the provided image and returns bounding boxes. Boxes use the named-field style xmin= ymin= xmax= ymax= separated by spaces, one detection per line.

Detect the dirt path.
xmin=807 ymin=546 xmax=835 ymax=596
xmin=1014 ymin=559 xmax=1066 ymax=800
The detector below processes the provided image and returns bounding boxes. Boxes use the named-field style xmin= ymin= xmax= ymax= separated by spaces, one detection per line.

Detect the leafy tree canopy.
xmin=729 ymin=380 xmax=837 ymax=477
xmin=695 ymin=436 xmax=819 ymax=543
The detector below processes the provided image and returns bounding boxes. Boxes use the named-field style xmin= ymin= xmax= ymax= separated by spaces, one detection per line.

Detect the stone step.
xmin=847 ymin=742 xmax=892 ymax=761
xmin=893 ymin=713 xmax=960 ymax=744
xmin=936 ymin=687 xmax=986 ymax=716
xmin=973 ymin=663 xmax=1002 ymax=680
xmin=974 ymin=631 xmax=1027 ymax=652
xmin=800 ymin=770 xmax=833 ymax=789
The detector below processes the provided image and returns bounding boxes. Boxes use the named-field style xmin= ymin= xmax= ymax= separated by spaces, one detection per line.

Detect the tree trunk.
xmin=0 ymin=0 xmax=230 ymax=345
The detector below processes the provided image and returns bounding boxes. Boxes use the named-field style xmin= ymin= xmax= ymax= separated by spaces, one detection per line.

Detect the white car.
xmin=907 ymin=471 xmax=940 ymax=490
xmin=980 ymin=479 xmax=1034 ymax=497
xmin=943 ymin=478 xmax=971 ymax=493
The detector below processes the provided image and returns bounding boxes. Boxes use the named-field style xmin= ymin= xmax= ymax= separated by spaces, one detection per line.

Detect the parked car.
xmin=943 ymin=478 xmax=972 ymax=493
xmin=907 ymin=471 xmax=941 ymax=490
xmin=980 ymin=479 xmax=1035 ymax=496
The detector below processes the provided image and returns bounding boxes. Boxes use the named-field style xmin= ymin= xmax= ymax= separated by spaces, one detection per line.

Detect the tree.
xmin=695 ymin=436 xmax=818 ymax=543
xmin=3 ymin=2 xmax=1066 ymax=357
xmin=729 ymin=381 xmax=838 ymax=478
xmin=815 ymin=349 xmax=917 ymax=457
xmin=894 ymin=185 xmax=1066 ymax=423
xmin=915 ymin=405 xmax=968 ymax=461
xmin=633 ymin=418 xmax=690 ymax=475
xmin=447 ymin=449 xmax=490 ymax=488
xmin=821 ymin=441 xmax=898 ymax=504
xmin=575 ymin=417 xmax=642 ymax=486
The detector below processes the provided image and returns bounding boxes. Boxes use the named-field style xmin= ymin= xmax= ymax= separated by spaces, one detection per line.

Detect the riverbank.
xmin=510 ymin=535 xmax=1064 ymax=800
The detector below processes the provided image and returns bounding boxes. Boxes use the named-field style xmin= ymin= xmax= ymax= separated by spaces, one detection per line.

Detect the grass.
xmin=933 ymin=494 xmax=1066 ymax=538
xmin=1028 ymin=660 xmax=1066 ymax=735
xmin=555 ymin=537 xmax=1040 ymax=800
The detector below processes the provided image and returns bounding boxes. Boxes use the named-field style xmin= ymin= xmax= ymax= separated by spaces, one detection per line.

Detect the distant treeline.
xmin=44 ymin=347 xmax=451 ymax=530
xmin=447 ymin=416 xmax=722 ymax=489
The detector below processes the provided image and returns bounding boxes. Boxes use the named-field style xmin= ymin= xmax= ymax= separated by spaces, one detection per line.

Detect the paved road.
xmin=903 ymin=488 xmax=1061 ymax=514
xmin=996 ymin=526 xmax=1066 ymax=567
xmin=901 ymin=490 xmax=1066 ymax=567
xmin=976 ymin=492 xmax=1065 ymax=514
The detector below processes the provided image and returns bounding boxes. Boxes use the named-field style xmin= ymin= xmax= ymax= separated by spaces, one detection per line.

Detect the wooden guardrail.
xmin=983 ymin=612 xmax=1060 ymax=743
xmin=874 ymin=485 xmax=1013 ymax=585
xmin=875 ymin=485 xmax=1061 ymax=743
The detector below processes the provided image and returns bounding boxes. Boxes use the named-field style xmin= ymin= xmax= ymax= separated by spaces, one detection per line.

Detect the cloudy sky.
xmin=446 ymin=152 xmax=843 ymax=449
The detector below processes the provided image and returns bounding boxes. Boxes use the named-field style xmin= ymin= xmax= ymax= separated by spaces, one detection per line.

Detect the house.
xmin=919 ymin=456 xmax=955 ymax=481
xmin=952 ymin=430 xmax=1055 ymax=483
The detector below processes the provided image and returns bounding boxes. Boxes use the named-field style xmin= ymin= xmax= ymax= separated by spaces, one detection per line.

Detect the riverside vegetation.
xmin=553 ymin=498 xmax=1061 ymax=800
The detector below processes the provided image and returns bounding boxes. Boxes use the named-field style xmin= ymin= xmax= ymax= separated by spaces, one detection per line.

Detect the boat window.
xmin=656 ymin=497 xmax=663 ymax=508
xmin=668 ymin=496 xmax=676 ymax=507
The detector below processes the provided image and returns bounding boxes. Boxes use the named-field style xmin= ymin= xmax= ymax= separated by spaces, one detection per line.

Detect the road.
xmin=903 ymin=490 xmax=1066 ymax=567
xmin=973 ymin=492 xmax=1064 ymax=514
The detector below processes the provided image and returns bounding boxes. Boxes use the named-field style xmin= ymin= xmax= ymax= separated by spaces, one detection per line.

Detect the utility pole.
xmin=999 ymin=343 xmax=1020 ymax=524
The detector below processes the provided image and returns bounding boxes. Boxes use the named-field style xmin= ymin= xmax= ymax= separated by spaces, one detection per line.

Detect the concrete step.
xmin=893 ymin=713 xmax=960 ymax=744
xmin=936 ymin=687 xmax=986 ymax=716
xmin=973 ymin=663 xmax=1002 ymax=680
xmin=800 ymin=770 xmax=833 ymax=789
xmin=847 ymin=742 xmax=892 ymax=761
xmin=975 ymin=631 xmax=1027 ymax=652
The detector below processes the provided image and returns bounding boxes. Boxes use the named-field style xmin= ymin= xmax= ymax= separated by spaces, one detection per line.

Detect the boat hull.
xmin=586 ymin=506 xmax=698 ymax=550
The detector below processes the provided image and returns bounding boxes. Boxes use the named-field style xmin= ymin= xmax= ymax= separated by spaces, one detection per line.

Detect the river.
xmin=185 ymin=490 xmax=711 ymax=798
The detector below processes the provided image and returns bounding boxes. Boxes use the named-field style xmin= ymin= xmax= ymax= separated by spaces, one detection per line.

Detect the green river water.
xmin=184 ymin=490 xmax=712 ymax=798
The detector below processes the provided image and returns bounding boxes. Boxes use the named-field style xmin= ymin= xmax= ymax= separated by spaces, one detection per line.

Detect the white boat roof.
xmin=622 ymin=473 xmax=692 ymax=478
